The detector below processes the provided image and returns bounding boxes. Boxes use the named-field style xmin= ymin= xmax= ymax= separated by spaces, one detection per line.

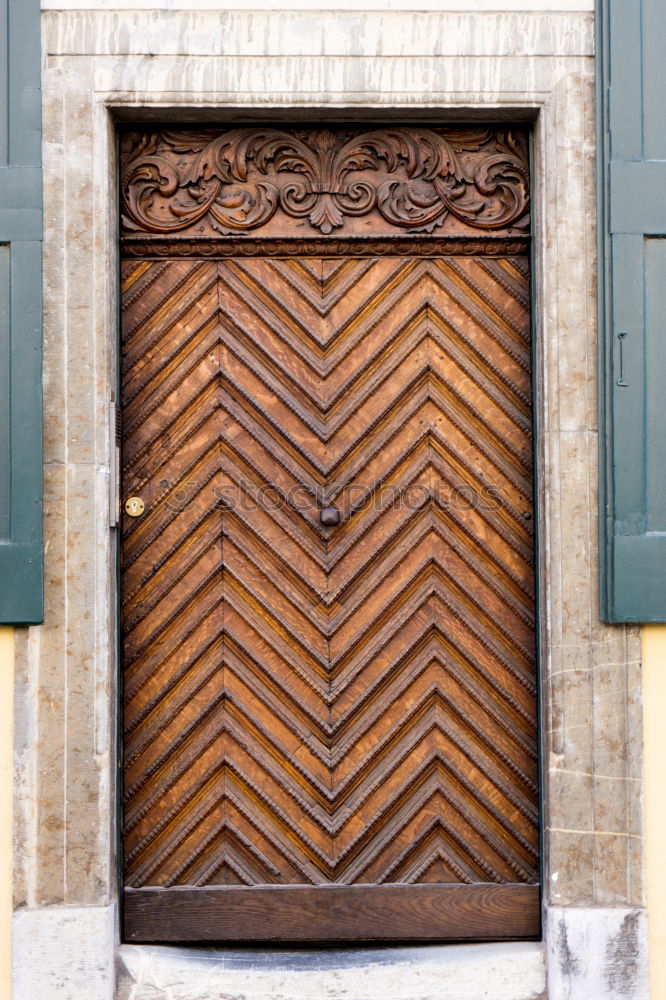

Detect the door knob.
xmin=320 ymin=506 xmax=340 ymax=526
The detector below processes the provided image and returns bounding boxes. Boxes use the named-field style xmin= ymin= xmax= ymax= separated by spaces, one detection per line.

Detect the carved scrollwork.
xmin=121 ymin=126 xmax=530 ymax=239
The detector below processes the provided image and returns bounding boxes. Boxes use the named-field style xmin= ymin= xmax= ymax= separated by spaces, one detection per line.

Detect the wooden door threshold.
xmin=124 ymin=883 xmax=540 ymax=943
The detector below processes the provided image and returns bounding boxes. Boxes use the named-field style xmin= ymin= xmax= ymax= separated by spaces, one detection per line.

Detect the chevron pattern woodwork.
xmin=121 ymin=254 xmax=537 ymax=894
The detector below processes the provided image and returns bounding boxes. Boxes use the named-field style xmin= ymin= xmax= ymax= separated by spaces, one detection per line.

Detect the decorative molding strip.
xmin=120 ymin=235 xmax=530 ymax=258
xmin=120 ymin=126 xmax=530 ymax=241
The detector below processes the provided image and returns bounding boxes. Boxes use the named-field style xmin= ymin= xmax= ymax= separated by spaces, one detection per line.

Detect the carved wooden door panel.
xmin=119 ymin=126 xmax=538 ymax=943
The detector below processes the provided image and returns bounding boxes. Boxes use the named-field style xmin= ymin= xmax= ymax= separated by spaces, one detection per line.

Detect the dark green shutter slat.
xmin=643 ymin=0 xmax=666 ymax=160
xmin=0 ymin=0 xmax=42 ymax=625
xmin=599 ymin=0 xmax=666 ymax=621
xmin=606 ymin=1 xmax=641 ymax=158
xmin=7 ymin=0 xmax=41 ymax=165
xmin=609 ymin=235 xmax=644 ymax=533
xmin=0 ymin=2 xmax=7 ymax=167
xmin=645 ymin=240 xmax=666 ymax=533
xmin=0 ymin=244 xmax=9 ymax=542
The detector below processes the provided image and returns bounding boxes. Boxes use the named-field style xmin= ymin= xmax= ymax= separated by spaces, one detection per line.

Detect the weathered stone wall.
xmin=12 ymin=2 xmax=646 ymax=997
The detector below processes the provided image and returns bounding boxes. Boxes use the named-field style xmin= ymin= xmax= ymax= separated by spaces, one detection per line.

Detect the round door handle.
xmin=320 ymin=506 xmax=340 ymax=526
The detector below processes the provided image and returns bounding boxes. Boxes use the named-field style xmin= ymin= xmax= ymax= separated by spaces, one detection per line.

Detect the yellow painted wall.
xmin=0 ymin=627 xmax=13 ymax=1000
xmin=644 ymin=625 xmax=666 ymax=1000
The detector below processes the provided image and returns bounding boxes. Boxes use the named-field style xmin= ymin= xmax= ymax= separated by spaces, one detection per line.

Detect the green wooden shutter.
xmin=599 ymin=0 xmax=666 ymax=621
xmin=0 ymin=0 xmax=43 ymax=624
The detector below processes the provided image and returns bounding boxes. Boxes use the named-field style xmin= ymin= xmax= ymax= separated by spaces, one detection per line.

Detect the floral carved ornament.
xmin=120 ymin=127 xmax=530 ymax=238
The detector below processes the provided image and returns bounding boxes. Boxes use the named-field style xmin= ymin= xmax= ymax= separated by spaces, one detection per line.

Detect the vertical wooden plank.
xmin=608 ymin=0 xmax=642 ymax=160
xmin=645 ymin=239 xmax=666 ymax=532
xmin=643 ymin=0 xmax=666 ymax=160
xmin=0 ymin=1 xmax=7 ymax=168
xmin=7 ymin=0 xmax=41 ymax=166
xmin=610 ymin=234 xmax=644 ymax=535
xmin=0 ymin=245 xmax=9 ymax=542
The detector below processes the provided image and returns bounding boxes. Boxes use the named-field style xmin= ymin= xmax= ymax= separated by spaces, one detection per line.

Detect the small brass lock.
xmin=125 ymin=496 xmax=145 ymax=518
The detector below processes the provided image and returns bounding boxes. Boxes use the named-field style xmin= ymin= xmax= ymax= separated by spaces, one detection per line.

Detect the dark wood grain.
xmin=124 ymin=883 xmax=540 ymax=942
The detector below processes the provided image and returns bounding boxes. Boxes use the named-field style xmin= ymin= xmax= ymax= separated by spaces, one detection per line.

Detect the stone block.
xmin=13 ymin=904 xmax=116 ymax=1000
xmin=546 ymin=906 xmax=648 ymax=1000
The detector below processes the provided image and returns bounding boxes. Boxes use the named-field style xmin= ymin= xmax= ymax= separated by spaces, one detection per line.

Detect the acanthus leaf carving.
xmin=120 ymin=126 xmax=529 ymax=238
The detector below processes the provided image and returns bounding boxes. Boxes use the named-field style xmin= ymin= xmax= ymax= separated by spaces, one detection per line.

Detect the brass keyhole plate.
xmin=125 ymin=496 xmax=145 ymax=517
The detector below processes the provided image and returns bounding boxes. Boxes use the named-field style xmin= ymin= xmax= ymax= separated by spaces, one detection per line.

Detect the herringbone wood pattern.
xmin=121 ymin=256 xmax=537 ymax=893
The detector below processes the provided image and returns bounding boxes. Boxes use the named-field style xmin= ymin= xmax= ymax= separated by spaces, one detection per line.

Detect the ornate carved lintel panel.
xmin=120 ymin=126 xmax=530 ymax=243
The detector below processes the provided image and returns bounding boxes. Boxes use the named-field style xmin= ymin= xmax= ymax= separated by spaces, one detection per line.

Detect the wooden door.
xmin=119 ymin=126 xmax=538 ymax=943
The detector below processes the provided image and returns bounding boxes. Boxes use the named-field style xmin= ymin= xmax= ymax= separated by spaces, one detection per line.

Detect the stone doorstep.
xmin=116 ymin=939 xmax=547 ymax=1000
